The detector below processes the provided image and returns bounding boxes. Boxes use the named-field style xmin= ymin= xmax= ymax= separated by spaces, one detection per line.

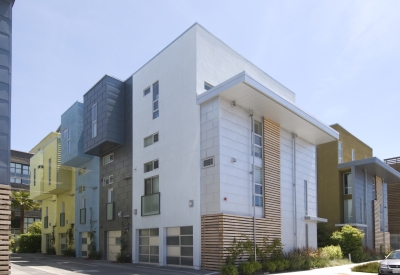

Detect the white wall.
xmin=195 ymin=24 xmax=295 ymax=104
xmin=280 ymin=128 xmax=318 ymax=250
xmin=131 ymin=26 xmax=201 ymax=269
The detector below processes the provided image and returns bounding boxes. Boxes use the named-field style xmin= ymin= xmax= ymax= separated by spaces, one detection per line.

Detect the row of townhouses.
xmin=26 ymin=23 xmax=400 ymax=270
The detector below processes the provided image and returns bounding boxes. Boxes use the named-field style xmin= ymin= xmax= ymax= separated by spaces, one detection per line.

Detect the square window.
xmin=143 ymin=87 xmax=150 ymax=96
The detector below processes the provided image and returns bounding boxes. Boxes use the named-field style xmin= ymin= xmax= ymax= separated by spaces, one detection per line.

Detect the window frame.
xmin=152 ymin=81 xmax=159 ymax=119
xmin=102 ymin=175 xmax=114 ymax=186
xmin=48 ymin=158 xmax=51 ymax=185
xmin=253 ymin=120 xmax=263 ymax=159
xmin=343 ymin=172 xmax=352 ymax=195
xmin=254 ymin=166 xmax=263 ymax=207
xmin=144 ymin=132 xmax=159 ymax=147
xmin=103 ymin=153 xmax=114 ymax=166
xmin=144 ymin=159 xmax=159 ymax=173
xmin=202 ymin=157 xmax=214 ymax=168
xmin=338 ymin=141 xmax=343 ymax=163
xmin=92 ymin=103 xmax=97 ymax=138
xmin=143 ymin=86 xmax=150 ymax=97
xmin=33 ymin=168 xmax=36 ymax=186
xmin=351 ymin=149 xmax=355 ymax=161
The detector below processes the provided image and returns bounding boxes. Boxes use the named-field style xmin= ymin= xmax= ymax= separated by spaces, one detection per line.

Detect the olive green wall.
xmin=317 ymin=124 xmax=372 ymax=231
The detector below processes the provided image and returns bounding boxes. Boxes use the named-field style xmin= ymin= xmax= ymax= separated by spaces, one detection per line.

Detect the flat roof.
xmin=338 ymin=157 xmax=400 ymax=183
xmin=197 ymin=71 xmax=339 ymax=145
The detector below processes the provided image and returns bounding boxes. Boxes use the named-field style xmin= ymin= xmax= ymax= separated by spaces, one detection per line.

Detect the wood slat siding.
xmin=201 ymin=119 xmax=282 ymax=271
xmin=388 ymin=183 xmax=400 ymax=234
xmin=374 ymin=177 xmax=390 ymax=251
xmin=263 ymin=118 xmax=281 ymax=239
xmin=0 ymin=184 xmax=10 ymax=275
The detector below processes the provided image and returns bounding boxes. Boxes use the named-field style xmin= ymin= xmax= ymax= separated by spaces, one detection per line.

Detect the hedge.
xmin=18 ymin=234 xmax=41 ymax=253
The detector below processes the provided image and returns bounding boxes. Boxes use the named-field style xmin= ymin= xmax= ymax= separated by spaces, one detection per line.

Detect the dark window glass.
xmin=180 ymin=226 xmax=193 ymax=235
xmin=167 ymin=256 xmax=180 ymax=265
xmin=166 ymin=236 xmax=179 ymax=246
xmin=143 ymin=87 xmax=150 ymax=96
xmin=255 ymin=185 xmax=262 ymax=195
xmin=154 ymin=160 xmax=159 ymax=169
xmin=82 ymin=238 xmax=87 ymax=245
xmin=153 ymin=110 xmax=159 ymax=119
xmin=150 ymin=256 xmax=159 ymax=263
xmin=181 ymin=257 xmax=193 ymax=266
xmin=139 ymin=255 xmax=149 ymax=262
xmin=181 ymin=247 xmax=193 ymax=256
xmin=153 ymin=82 xmax=159 ymax=101
xmin=153 ymin=101 xmax=158 ymax=110
xmin=181 ymin=236 xmax=193 ymax=246
xmin=139 ymin=237 xmax=149 ymax=245
xmin=150 ymin=246 xmax=159 ymax=255
xmin=139 ymin=246 xmax=149 ymax=254
xmin=204 ymin=82 xmax=213 ymax=90
xmin=139 ymin=229 xmax=149 ymax=236
xmin=150 ymin=228 xmax=159 ymax=236
xmin=154 ymin=133 xmax=158 ymax=142
xmin=82 ymin=251 xmax=87 ymax=257
xmin=145 ymin=179 xmax=152 ymax=195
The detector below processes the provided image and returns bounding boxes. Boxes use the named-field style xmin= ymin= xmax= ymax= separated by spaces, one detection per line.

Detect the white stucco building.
xmin=129 ymin=23 xmax=339 ymax=270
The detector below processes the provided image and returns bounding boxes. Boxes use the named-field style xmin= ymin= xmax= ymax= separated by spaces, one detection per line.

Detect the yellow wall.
xmin=43 ymin=138 xmax=59 ymax=193
xmin=317 ymin=124 xmax=373 ymax=231
xmin=29 ymin=150 xmax=44 ymax=200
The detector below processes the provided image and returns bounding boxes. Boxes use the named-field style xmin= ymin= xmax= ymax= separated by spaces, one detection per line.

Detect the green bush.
xmin=331 ymin=225 xmax=364 ymax=261
xmin=312 ymin=256 xmax=328 ymax=268
xmin=88 ymin=249 xmax=102 ymax=260
xmin=63 ymin=248 xmax=76 ymax=257
xmin=46 ymin=247 xmax=56 ymax=255
xmin=321 ymin=245 xmax=343 ymax=260
xmin=262 ymin=261 xmax=276 ymax=273
xmin=351 ymin=247 xmax=370 ymax=263
xmin=251 ymin=261 xmax=262 ymax=272
xmin=10 ymin=237 xmax=16 ymax=252
xmin=116 ymin=252 xmax=131 ymax=263
xmin=317 ymin=224 xmax=334 ymax=247
xmin=274 ymin=260 xmax=285 ymax=271
xmin=18 ymin=234 xmax=41 ymax=253
xmin=221 ymin=264 xmax=238 ymax=275
xmin=27 ymin=221 xmax=42 ymax=234
xmin=238 ymin=262 xmax=255 ymax=275
xmin=351 ymin=261 xmax=380 ymax=273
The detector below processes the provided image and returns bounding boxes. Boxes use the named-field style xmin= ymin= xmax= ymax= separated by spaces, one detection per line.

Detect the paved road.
xmin=10 ymin=253 xmax=218 ymax=275
xmin=10 ymin=253 xmax=378 ymax=275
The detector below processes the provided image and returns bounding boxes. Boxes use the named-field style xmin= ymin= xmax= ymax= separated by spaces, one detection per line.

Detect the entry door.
xmin=81 ymin=232 xmax=88 ymax=257
xmin=107 ymin=230 xmax=121 ymax=261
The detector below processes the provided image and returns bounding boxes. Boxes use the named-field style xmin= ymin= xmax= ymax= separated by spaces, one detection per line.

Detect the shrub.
xmin=88 ymin=249 xmax=102 ymax=260
xmin=331 ymin=225 xmax=364 ymax=261
xmin=312 ymin=256 xmax=328 ymax=268
xmin=27 ymin=221 xmax=42 ymax=235
xmin=221 ymin=264 xmax=238 ymax=275
xmin=63 ymin=248 xmax=76 ymax=257
xmin=274 ymin=260 xmax=285 ymax=271
xmin=262 ymin=261 xmax=276 ymax=273
xmin=46 ymin=247 xmax=56 ymax=255
xmin=317 ymin=224 xmax=334 ymax=247
xmin=251 ymin=261 xmax=262 ymax=272
xmin=18 ymin=234 xmax=41 ymax=253
xmin=10 ymin=237 xmax=16 ymax=252
xmin=351 ymin=247 xmax=370 ymax=263
xmin=116 ymin=252 xmax=131 ymax=263
xmin=351 ymin=262 xmax=380 ymax=273
xmin=321 ymin=245 xmax=343 ymax=260
xmin=238 ymin=262 xmax=255 ymax=275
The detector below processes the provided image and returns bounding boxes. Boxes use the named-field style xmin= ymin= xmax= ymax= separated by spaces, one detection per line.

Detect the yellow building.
xmin=29 ymin=132 xmax=76 ymax=255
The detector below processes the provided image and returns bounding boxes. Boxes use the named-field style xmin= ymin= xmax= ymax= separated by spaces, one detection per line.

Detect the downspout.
xmin=250 ymin=112 xmax=256 ymax=261
xmin=383 ymin=180 xmax=386 ymax=252
xmin=364 ymin=170 xmax=368 ymax=244
xmin=292 ymin=133 xmax=297 ymax=248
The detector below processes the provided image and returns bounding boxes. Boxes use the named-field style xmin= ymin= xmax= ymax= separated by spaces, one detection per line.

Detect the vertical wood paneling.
xmin=0 ymin=184 xmax=10 ymax=275
xmin=374 ymin=176 xmax=390 ymax=250
xmin=263 ymin=118 xmax=281 ymax=239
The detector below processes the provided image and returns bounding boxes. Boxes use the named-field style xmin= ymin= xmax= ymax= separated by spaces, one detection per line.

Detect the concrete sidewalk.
xmin=276 ymin=262 xmax=378 ymax=275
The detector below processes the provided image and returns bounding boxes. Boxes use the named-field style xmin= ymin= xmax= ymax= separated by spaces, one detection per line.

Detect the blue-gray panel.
xmin=0 ymin=17 xmax=9 ymax=34
xmin=0 ymin=82 xmax=8 ymax=100
xmin=0 ymin=2 xmax=10 ymax=19
xmin=0 ymin=48 xmax=9 ymax=67
xmin=0 ymin=99 xmax=8 ymax=116
xmin=0 ymin=32 xmax=9 ymax=51
xmin=0 ymin=147 xmax=7 ymax=167
xmin=0 ymin=65 xmax=8 ymax=84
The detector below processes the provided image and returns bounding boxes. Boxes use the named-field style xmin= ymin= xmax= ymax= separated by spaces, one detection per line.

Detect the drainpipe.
xmin=292 ymin=133 xmax=297 ymax=248
xmin=383 ymin=180 xmax=386 ymax=252
xmin=364 ymin=170 xmax=368 ymax=245
xmin=250 ymin=112 xmax=256 ymax=262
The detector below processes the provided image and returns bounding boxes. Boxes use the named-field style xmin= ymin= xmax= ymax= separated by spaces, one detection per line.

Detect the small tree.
xmin=11 ymin=191 xmax=41 ymax=234
xmin=331 ymin=225 xmax=364 ymax=260
xmin=27 ymin=221 xmax=42 ymax=234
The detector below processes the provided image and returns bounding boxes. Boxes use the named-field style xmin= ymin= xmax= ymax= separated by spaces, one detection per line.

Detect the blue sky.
xmin=11 ymin=0 xmax=400 ymax=159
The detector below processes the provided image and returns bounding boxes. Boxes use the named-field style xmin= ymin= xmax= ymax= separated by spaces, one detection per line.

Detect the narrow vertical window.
xmin=46 ymin=207 xmax=48 ymax=216
xmin=344 ymin=199 xmax=352 ymax=223
xmin=372 ymin=177 xmax=377 ymax=200
xmin=351 ymin=149 xmax=355 ymax=161
xmin=253 ymin=120 xmax=262 ymax=158
xmin=108 ymin=188 xmax=114 ymax=203
xmin=153 ymin=82 xmax=159 ymax=119
xmin=67 ymin=125 xmax=71 ymax=153
xmin=338 ymin=141 xmax=343 ymax=163
xmin=343 ymin=173 xmax=352 ymax=195
xmin=92 ymin=103 xmax=97 ymax=138
xmin=61 ymin=202 xmax=65 ymax=213
xmin=33 ymin=168 xmax=36 ymax=186
xmin=254 ymin=167 xmax=263 ymax=207
xmin=82 ymin=197 xmax=86 ymax=209
xmin=48 ymin=158 xmax=51 ymax=185
xmin=304 ymin=180 xmax=308 ymax=215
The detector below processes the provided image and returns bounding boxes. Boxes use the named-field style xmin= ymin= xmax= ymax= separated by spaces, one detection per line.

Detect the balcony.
xmin=141 ymin=193 xmax=160 ymax=216
xmin=106 ymin=203 xmax=114 ymax=221
xmin=80 ymin=208 xmax=86 ymax=224
xmin=385 ymin=157 xmax=400 ymax=173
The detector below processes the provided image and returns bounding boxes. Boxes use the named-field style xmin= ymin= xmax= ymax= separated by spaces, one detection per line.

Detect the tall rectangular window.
xmin=254 ymin=167 xmax=263 ymax=207
xmin=253 ymin=120 xmax=262 ymax=158
xmin=145 ymin=176 xmax=159 ymax=195
xmin=64 ymin=126 xmax=71 ymax=153
xmin=108 ymin=188 xmax=114 ymax=203
xmin=338 ymin=141 xmax=343 ymax=163
xmin=48 ymin=158 xmax=51 ymax=185
xmin=352 ymin=149 xmax=355 ymax=161
xmin=153 ymin=82 xmax=159 ymax=119
xmin=33 ymin=168 xmax=36 ymax=186
xmin=142 ymin=176 xmax=160 ymax=216
xmin=343 ymin=173 xmax=352 ymax=195
xmin=60 ymin=202 xmax=65 ymax=227
xmin=82 ymin=197 xmax=86 ymax=209
xmin=344 ymin=199 xmax=352 ymax=223
xmin=372 ymin=177 xmax=377 ymax=200
xmin=92 ymin=103 xmax=97 ymax=138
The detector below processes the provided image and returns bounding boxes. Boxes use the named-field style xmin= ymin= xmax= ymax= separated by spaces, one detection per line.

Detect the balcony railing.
xmin=60 ymin=213 xmax=65 ymax=227
xmin=80 ymin=208 xmax=86 ymax=224
xmin=141 ymin=193 xmax=160 ymax=216
xmin=385 ymin=157 xmax=400 ymax=173
xmin=106 ymin=203 xmax=114 ymax=221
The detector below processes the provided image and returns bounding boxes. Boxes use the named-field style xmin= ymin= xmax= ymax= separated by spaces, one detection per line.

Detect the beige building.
xmin=384 ymin=157 xmax=400 ymax=249
xmin=317 ymin=124 xmax=400 ymax=250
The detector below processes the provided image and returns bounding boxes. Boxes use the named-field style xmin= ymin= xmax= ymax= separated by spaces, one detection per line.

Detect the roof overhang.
xmin=304 ymin=215 xmax=327 ymax=223
xmin=338 ymin=157 xmax=400 ymax=184
xmin=196 ymin=71 xmax=339 ymax=145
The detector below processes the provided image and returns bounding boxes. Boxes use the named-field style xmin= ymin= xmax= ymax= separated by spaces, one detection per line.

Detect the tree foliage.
xmin=11 ymin=191 xmax=41 ymax=234
xmin=331 ymin=225 xmax=364 ymax=262
xmin=27 ymin=221 xmax=42 ymax=234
